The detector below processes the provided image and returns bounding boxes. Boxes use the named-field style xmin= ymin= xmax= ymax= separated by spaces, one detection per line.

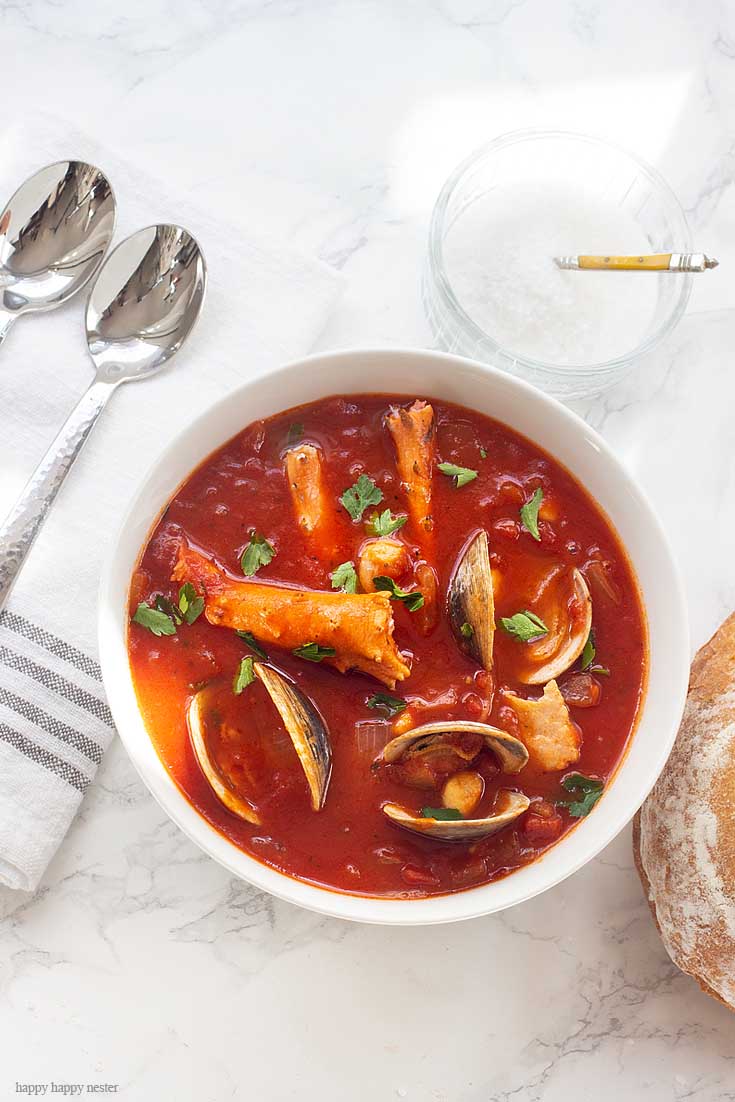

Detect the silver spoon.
xmin=0 ymin=160 xmax=116 ymax=346
xmin=0 ymin=224 xmax=207 ymax=607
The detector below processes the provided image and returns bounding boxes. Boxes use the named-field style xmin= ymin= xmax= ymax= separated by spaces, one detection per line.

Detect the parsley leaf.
xmin=421 ymin=807 xmax=463 ymax=821
xmin=287 ymin=422 xmax=304 ymax=444
xmin=580 ymin=631 xmax=595 ymax=669
xmin=558 ymin=773 xmax=604 ymax=817
xmin=479 ymin=447 xmax=488 ymax=459
xmin=580 ymin=630 xmax=610 ymax=675
xmin=293 ymin=642 xmax=336 ymax=662
xmin=373 ymin=575 xmax=424 ymax=612
xmin=235 ymin=630 xmax=268 ymax=659
xmin=330 ymin=561 xmax=358 ymax=593
xmin=460 ymin=621 xmax=474 ymax=638
xmin=132 ymin=602 xmax=177 ymax=637
xmin=340 ymin=474 xmax=383 ymax=521
xmin=178 ymin=582 xmax=205 ymax=625
xmin=499 ymin=610 xmax=548 ymax=642
xmin=437 ymin=461 xmax=478 ymax=488
xmin=520 ymin=487 xmax=544 ymax=541
xmin=154 ymin=594 xmax=182 ymax=624
xmin=233 ymin=656 xmax=255 ymax=694
xmin=240 ymin=531 xmax=275 ymax=577
xmin=366 ymin=692 xmax=407 ymax=717
xmin=366 ymin=508 xmax=408 ymax=537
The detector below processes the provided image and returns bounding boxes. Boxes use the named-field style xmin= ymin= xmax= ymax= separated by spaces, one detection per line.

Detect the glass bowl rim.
xmin=427 ymin=127 xmax=694 ymax=377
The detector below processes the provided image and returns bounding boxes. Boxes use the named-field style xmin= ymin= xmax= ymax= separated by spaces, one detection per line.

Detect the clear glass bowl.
xmin=424 ymin=130 xmax=693 ymax=401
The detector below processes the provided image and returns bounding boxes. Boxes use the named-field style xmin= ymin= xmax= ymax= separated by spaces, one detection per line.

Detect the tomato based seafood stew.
xmin=128 ymin=395 xmax=646 ymax=898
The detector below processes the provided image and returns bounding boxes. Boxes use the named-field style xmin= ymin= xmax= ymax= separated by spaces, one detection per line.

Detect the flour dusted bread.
xmin=633 ymin=612 xmax=735 ymax=1010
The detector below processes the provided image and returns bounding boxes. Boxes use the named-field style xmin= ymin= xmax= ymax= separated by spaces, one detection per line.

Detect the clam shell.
xmin=448 ymin=529 xmax=495 ymax=670
xmin=378 ymin=720 xmax=528 ymax=774
xmin=382 ymin=789 xmax=531 ymax=841
xmin=254 ymin=661 xmax=332 ymax=810
xmin=187 ymin=689 xmax=262 ymax=825
xmin=519 ymin=568 xmax=592 ymax=685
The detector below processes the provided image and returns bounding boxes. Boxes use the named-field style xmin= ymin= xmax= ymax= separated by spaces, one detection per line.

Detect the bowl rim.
xmin=98 ymin=346 xmax=690 ymax=925
xmin=427 ymin=127 xmax=694 ymax=378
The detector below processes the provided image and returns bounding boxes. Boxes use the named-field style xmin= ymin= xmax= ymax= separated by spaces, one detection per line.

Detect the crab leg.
xmin=284 ymin=444 xmax=330 ymax=537
xmin=386 ymin=400 xmax=438 ymax=632
xmin=172 ymin=541 xmax=411 ymax=688
xmin=386 ymin=400 xmax=436 ymax=540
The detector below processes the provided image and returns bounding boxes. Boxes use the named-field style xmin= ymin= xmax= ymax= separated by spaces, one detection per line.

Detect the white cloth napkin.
xmin=0 ymin=114 xmax=342 ymax=891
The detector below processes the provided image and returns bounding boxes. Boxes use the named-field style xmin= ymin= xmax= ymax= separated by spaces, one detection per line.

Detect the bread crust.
xmin=633 ymin=612 xmax=735 ymax=1011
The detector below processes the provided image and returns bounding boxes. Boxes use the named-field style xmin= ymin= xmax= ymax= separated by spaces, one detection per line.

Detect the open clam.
xmin=253 ymin=662 xmax=332 ymax=811
xmin=187 ymin=663 xmax=332 ymax=822
xmin=187 ymin=687 xmax=263 ymax=825
xmin=378 ymin=719 xmax=528 ymax=774
xmin=448 ymin=530 xmax=495 ymax=670
xmin=383 ymin=790 xmax=531 ymax=842
xmin=517 ymin=567 xmax=592 ymax=685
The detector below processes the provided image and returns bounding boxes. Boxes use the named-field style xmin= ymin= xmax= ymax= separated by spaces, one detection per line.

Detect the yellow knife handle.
xmin=577 ymin=254 xmax=672 ymax=271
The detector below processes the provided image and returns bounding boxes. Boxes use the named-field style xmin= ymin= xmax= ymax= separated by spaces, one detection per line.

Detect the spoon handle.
xmin=0 ymin=377 xmax=114 ymax=608
xmin=0 ymin=306 xmax=16 ymax=348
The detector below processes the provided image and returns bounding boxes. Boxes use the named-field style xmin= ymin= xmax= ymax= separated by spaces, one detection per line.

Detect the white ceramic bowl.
xmin=99 ymin=348 xmax=689 ymax=925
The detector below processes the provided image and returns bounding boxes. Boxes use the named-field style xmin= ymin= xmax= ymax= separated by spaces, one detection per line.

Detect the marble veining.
xmin=2 ymin=0 xmax=735 ymax=1098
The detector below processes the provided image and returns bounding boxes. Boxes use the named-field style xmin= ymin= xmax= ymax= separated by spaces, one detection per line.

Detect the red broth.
xmin=127 ymin=395 xmax=646 ymax=898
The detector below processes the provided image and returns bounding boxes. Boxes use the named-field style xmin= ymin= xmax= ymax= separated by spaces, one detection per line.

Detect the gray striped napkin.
xmin=0 ymin=611 xmax=113 ymax=887
xmin=0 ymin=114 xmax=342 ymax=891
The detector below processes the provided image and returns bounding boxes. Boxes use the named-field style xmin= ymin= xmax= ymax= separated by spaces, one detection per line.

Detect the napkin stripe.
xmin=0 ymin=610 xmax=102 ymax=680
xmin=0 ymin=722 xmax=87 ymax=792
xmin=0 ymin=686 xmax=104 ymax=766
xmin=0 ymin=644 xmax=113 ymax=727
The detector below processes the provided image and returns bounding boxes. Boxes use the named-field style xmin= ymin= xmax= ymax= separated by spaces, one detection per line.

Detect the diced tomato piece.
xmin=460 ymin=690 xmax=486 ymax=719
xmin=522 ymin=800 xmax=564 ymax=846
xmin=560 ymin=672 xmax=602 ymax=709
xmin=474 ymin=669 xmax=491 ymax=692
xmin=496 ymin=702 xmax=521 ymax=739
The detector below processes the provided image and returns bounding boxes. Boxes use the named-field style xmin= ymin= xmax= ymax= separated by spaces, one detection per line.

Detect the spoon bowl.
xmin=0 ymin=160 xmax=115 ymax=320
xmin=86 ymin=224 xmax=206 ymax=383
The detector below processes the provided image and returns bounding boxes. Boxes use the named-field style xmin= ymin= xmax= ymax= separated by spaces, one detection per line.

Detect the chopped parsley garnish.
xmin=366 ymin=508 xmax=407 ymax=537
xmin=558 ymin=773 xmax=604 ymax=817
xmin=373 ymin=575 xmax=424 ymax=612
xmin=479 ymin=447 xmax=488 ymax=459
xmin=421 ymin=807 xmax=463 ymax=821
xmin=499 ymin=610 xmax=548 ymax=643
xmin=132 ymin=602 xmax=177 ymax=637
xmin=366 ymin=692 xmax=407 ymax=717
xmin=233 ymin=656 xmax=255 ymax=694
xmin=240 ymin=530 xmax=275 ymax=577
xmin=137 ymin=584 xmax=205 ymax=635
xmin=460 ymin=621 xmax=474 ymax=638
xmin=520 ymin=487 xmax=544 ymax=541
xmin=580 ymin=631 xmax=596 ymax=670
xmin=293 ymin=642 xmax=336 ymax=662
xmin=437 ymin=461 xmax=478 ymax=488
xmin=340 ymin=474 xmax=383 ymax=521
xmin=235 ymin=630 xmax=268 ymax=659
xmin=330 ymin=561 xmax=358 ymax=593
xmin=579 ymin=630 xmax=610 ymax=675
xmin=178 ymin=582 xmax=205 ymax=625
xmin=287 ymin=422 xmax=304 ymax=444
xmin=154 ymin=594 xmax=182 ymax=624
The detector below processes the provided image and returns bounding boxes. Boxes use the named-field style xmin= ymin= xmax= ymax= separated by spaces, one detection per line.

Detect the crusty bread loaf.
xmin=633 ymin=611 xmax=735 ymax=1010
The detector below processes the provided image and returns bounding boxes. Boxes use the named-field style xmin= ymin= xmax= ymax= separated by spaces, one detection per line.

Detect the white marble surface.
xmin=2 ymin=1 xmax=735 ymax=1098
